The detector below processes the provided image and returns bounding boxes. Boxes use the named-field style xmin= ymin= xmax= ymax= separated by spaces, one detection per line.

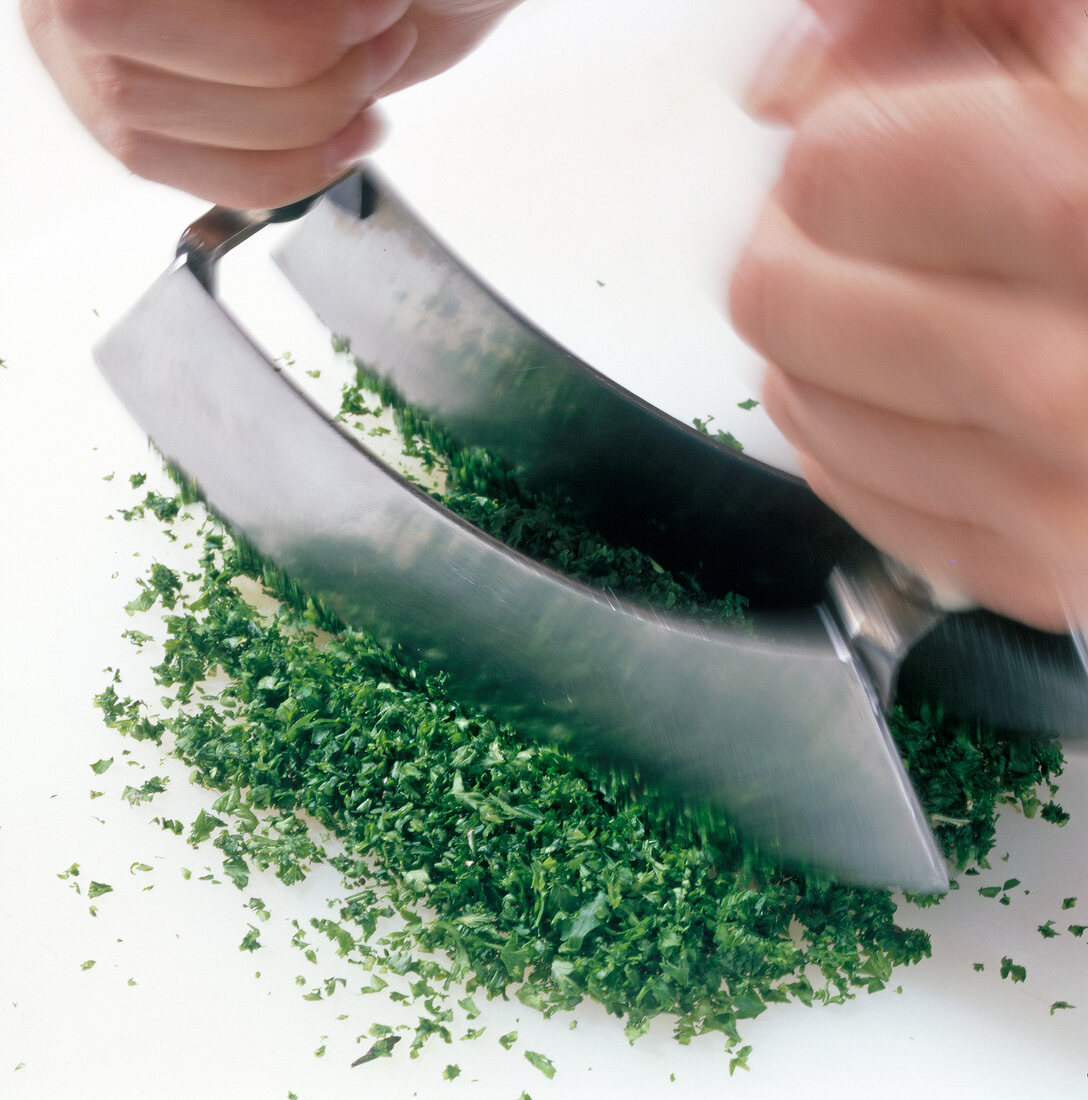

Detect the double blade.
xmin=94 ymin=244 xmax=948 ymax=893
xmin=276 ymin=171 xmax=1088 ymax=742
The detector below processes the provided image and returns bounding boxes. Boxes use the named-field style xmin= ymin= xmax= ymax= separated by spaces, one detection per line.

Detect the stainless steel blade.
xmin=94 ymin=250 xmax=948 ymax=893
xmin=273 ymin=171 xmax=862 ymax=608
xmin=275 ymin=169 xmax=1088 ymax=741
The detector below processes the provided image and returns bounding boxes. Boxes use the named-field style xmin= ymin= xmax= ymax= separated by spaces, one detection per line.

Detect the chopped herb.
xmin=80 ymin=960 xmax=96 ymax=971
xmin=1061 ymin=897 xmax=1077 ymax=910
xmin=90 ymin=757 xmax=113 ymax=775
xmin=1037 ymin=920 xmax=1059 ymax=939
xmin=121 ymin=776 xmax=167 ymax=806
xmin=96 ymin=355 xmax=1073 ymax=1075
xmin=87 ymin=881 xmax=113 ymax=899
xmin=729 ymin=1044 xmax=753 ymax=1075
xmin=442 ymin=1064 xmax=461 ymax=1080
xmin=239 ymin=926 xmax=262 ymax=952
xmin=692 ymin=413 xmax=743 ymax=452
xmin=351 ymin=1035 xmax=401 ymax=1066
xmin=524 ymin=1051 xmax=556 ymax=1079
xmin=498 ymin=1032 xmax=518 ymax=1051
xmin=1049 ymin=1001 xmax=1076 ymax=1014
xmin=737 ymin=398 xmax=760 ymax=411
xmin=999 ymin=957 xmax=1027 ymax=983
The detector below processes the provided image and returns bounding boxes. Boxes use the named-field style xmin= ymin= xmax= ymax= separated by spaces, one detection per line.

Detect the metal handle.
xmin=175 ymin=179 xmax=359 ymax=292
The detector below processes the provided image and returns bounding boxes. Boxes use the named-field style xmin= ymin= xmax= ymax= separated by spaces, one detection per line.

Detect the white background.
xmin=1 ymin=2 xmax=1086 ymax=1097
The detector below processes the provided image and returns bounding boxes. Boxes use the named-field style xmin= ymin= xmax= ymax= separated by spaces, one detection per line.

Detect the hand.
xmin=20 ymin=0 xmax=522 ymax=208
xmin=730 ymin=0 xmax=1088 ymax=631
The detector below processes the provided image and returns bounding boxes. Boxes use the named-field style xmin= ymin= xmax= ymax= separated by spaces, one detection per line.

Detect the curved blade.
xmin=94 ymin=256 xmax=947 ymax=893
xmin=274 ymin=171 xmax=862 ymax=607
xmin=275 ymin=170 xmax=1088 ymax=742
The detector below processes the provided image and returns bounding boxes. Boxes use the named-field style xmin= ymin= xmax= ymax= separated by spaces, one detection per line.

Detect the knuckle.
xmin=98 ymin=118 xmax=144 ymax=174
xmin=86 ymin=55 xmax=140 ymax=122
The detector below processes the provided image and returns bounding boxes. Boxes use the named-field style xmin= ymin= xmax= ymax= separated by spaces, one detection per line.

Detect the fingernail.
xmin=743 ymin=11 xmax=828 ymax=121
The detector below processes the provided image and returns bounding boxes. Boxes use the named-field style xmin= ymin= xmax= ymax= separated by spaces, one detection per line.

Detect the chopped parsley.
xmin=524 ymin=1051 xmax=556 ymax=1079
xmin=94 ymin=355 xmax=1072 ymax=1073
xmin=999 ymin=957 xmax=1027 ymax=984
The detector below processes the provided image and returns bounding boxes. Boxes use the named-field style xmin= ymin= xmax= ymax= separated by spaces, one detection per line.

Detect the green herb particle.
xmin=239 ymin=926 xmax=262 ymax=952
xmin=442 ymin=1064 xmax=461 ymax=1080
xmin=80 ymin=960 xmax=96 ymax=971
xmin=95 ymin=358 xmax=1074 ymax=1072
xmin=351 ymin=1035 xmax=401 ymax=1067
xmin=1049 ymin=1001 xmax=1075 ymax=1014
xmin=90 ymin=757 xmax=114 ymax=775
xmin=999 ymin=957 xmax=1027 ymax=983
xmin=729 ymin=1045 xmax=753 ymax=1075
xmin=122 ymin=776 xmax=167 ymax=806
xmin=498 ymin=1032 xmax=518 ymax=1051
xmin=691 ymin=413 xmax=743 ymax=452
xmin=87 ymin=881 xmax=113 ymax=899
xmin=524 ymin=1052 xmax=556 ymax=1079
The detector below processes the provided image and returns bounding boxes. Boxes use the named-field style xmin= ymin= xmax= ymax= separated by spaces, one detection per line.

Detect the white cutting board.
xmin=1 ymin=3 xmax=1086 ymax=1098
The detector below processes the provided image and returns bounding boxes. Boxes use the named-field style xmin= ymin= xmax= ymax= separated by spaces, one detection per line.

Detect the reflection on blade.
xmin=274 ymin=172 xmax=862 ymax=607
xmin=275 ymin=171 xmax=1088 ymax=743
xmin=94 ymin=258 xmax=947 ymax=892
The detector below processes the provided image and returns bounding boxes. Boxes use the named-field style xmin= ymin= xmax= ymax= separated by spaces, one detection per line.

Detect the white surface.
xmin=1 ymin=3 xmax=1087 ymax=1098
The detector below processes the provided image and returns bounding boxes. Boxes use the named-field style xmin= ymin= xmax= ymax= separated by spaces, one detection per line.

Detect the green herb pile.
xmin=96 ymin=360 xmax=1068 ymax=1073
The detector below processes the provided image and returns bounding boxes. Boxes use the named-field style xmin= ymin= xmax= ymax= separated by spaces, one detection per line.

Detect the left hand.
xmin=730 ymin=0 xmax=1088 ymax=631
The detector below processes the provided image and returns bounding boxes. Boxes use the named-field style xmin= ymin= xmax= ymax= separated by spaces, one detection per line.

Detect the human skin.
xmin=730 ymin=0 xmax=1088 ymax=631
xmin=20 ymin=0 xmax=1088 ymax=631
xmin=19 ymin=0 xmax=523 ymax=208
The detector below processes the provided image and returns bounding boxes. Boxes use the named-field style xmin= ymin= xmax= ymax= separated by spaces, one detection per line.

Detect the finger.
xmin=58 ymin=0 xmax=412 ymax=87
xmin=377 ymin=0 xmax=519 ymax=93
xmin=797 ymin=454 xmax=1074 ymax=630
xmin=97 ymin=21 xmax=416 ymax=152
xmin=774 ymin=71 xmax=1088 ymax=291
xmin=107 ymin=109 xmax=384 ymax=209
xmin=730 ymin=201 xmax=1088 ymax=469
xmin=763 ymin=365 xmax=1088 ymax=551
xmin=747 ymin=0 xmax=990 ymax=122
xmin=952 ymin=0 xmax=1088 ymax=100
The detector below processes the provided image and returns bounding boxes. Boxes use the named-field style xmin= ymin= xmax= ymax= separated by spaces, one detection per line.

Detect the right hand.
xmin=731 ymin=0 xmax=1088 ymax=630
xmin=20 ymin=0 xmax=522 ymax=208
